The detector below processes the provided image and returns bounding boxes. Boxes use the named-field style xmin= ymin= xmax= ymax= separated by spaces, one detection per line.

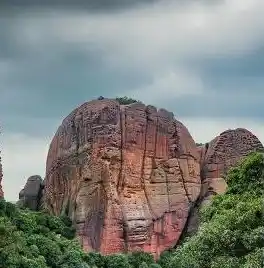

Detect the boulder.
xmin=200 ymin=128 xmax=264 ymax=200
xmin=186 ymin=128 xmax=264 ymax=235
xmin=18 ymin=175 xmax=44 ymax=210
xmin=44 ymin=99 xmax=201 ymax=258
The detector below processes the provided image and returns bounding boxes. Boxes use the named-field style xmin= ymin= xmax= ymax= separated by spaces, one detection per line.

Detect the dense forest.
xmin=1 ymin=152 xmax=263 ymax=267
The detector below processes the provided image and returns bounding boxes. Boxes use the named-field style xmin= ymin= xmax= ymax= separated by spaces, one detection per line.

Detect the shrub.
xmin=115 ymin=96 xmax=139 ymax=105
xmin=105 ymin=253 xmax=131 ymax=268
xmin=128 ymin=251 xmax=154 ymax=268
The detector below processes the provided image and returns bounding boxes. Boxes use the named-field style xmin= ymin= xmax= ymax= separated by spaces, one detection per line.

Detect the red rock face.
xmin=44 ymin=99 xmax=200 ymax=258
xmin=201 ymin=128 xmax=263 ymax=200
xmin=201 ymin=128 xmax=264 ymax=179
xmin=186 ymin=128 xmax=264 ymax=236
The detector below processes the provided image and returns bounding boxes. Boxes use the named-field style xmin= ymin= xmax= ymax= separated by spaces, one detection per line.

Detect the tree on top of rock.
xmin=115 ymin=96 xmax=139 ymax=105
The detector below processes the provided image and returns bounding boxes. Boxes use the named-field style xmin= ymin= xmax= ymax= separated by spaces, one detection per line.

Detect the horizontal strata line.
xmin=178 ymin=153 xmax=198 ymax=160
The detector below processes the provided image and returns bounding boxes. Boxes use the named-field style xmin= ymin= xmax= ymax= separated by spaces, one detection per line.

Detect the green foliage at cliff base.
xmin=160 ymin=152 xmax=264 ymax=268
xmin=0 ymin=200 xmax=158 ymax=268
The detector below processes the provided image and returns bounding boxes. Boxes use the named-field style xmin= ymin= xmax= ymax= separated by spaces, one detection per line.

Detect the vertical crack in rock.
xmin=165 ymin=172 xmax=171 ymax=212
xmin=200 ymin=142 xmax=209 ymax=180
xmin=122 ymin=220 xmax=129 ymax=252
xmin=176 ymin=157 xmax=192 ymax=204
xmin=117 ymin=106 xmax=125 ymax=194
xmin=71 ymin=117 xmax=83 ymax=220
xmin=140 ymin=107 xmax=148 ymax=197
xmin=118 ymin=105 xmax=129 ymax=252
xmin=142 ymin=108 xmax=156 ymax=219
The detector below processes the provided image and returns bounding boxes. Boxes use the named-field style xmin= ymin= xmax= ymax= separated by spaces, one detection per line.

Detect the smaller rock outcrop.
xmin=186 ymin=128 xmax=264 ymax=235
xmin=200 ymin=128 xmax=264 ymax=201
xmin=17 ymin=175 xmax=44 ymax=210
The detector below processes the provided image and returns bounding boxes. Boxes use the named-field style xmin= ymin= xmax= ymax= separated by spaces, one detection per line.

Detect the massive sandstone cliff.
xmin=44 ymin=99 xmax=201 ymax=258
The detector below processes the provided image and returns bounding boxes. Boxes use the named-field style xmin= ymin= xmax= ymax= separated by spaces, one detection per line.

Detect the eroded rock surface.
xmin=18 ymin=175 xmax=44 ymax=210
xmin=44 ymin=99 xmax=200 ymax=258
xmin=200 ymin=128 xmax=264 ymax=199
xmin=186 ymin=128 xmax=264 ymax=235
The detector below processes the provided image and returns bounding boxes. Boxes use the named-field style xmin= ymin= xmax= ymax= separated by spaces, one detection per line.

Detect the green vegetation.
xmin=195 ymin=143 xmax=204 ymax=146
xmin=0 ymin=201 xmax=157 ymax=268
xmin=97 ymin=96 xmax=139 ymax=105
xmin=115 ymin=96 xmax=139 ymax=105
xmin=163 ymin=152 xmax=264 ymax=268
xmin=1 ymin=152 xmax=263 ymax=267
xmin=0 ymin=201 xmax=80 ymax=268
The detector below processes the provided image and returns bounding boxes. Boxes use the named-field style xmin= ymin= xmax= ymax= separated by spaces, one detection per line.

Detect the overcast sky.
xmin=1 ymin=0 xmax=264 ymax=201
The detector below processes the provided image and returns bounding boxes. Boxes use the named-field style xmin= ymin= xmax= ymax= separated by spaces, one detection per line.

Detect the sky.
xmin=1 ymin=0 xmax=264 ymax=201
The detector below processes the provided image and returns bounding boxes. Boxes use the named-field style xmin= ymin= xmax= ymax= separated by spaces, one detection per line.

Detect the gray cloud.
xmin=1 ymin=0 xmax=264 ymax=137
xmin=0 ymin=0 xmax=163 ymax=11
xmin=1 ymin=0 xmax=264 ymax=202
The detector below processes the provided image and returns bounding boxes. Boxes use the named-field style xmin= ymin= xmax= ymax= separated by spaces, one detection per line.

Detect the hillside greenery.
xmin=161 ymin=152 xmax=264 ymax=268
xmin=1 ymin=152 xmax=264 ymax=267
xmin=0 ymin=199 xmax=159 ymax=268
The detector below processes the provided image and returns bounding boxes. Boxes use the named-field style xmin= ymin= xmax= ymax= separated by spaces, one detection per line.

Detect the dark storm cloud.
xmin=2 ymin=0 xmax=264 ymax=202
xmin=199 ymin=47 xmax=264 ymax=86
xmin=165 ymin=90 xmax=264 ymax=119
xmin=1 ymin=0 xmax=264 ymax=136
xmin=0 ymin=0 xmax=161 ymax=11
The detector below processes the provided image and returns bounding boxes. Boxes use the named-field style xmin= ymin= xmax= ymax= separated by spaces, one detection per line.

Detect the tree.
xmin=115 ymin=96 xmax=139 ymax=105
xmin=128 ymin=251 xmax=154 ymax=268
xmin=195 ymin=143 xmax=204 ymax=147
xmin=0 ymin=199 xmax=86 ymax=268
xmin=105 ymin=254 xmax=131 ymax=268
xmin=139 ymin=262 xmax=149 ymax=268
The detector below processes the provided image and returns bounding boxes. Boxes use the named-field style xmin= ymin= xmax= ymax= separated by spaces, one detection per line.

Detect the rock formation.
xmin=200 ymin=128 xmax=264 ymax=202
xmin=44 ymin=99 xmax=201 ymax=258
xmin=186 ymin=128 xmax=264 ymax=235
xmin=17 ymin=175 xmax=44 ymax=210
xmin=41 ymin=98 xmax=264 ymax=257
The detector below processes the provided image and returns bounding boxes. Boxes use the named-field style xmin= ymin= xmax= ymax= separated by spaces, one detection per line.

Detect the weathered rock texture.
xmin=44 ymin=99 xmax=201 ymax=258
xmin=186 ymin=128 xmax=264 ymax=235
xmin=18 ymin=175 xmax=44 ymax=210
xmin=200 ymin=128 xmax=264 ymax=201
xmin=0 ymin=153 xmax=3 ymax=198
